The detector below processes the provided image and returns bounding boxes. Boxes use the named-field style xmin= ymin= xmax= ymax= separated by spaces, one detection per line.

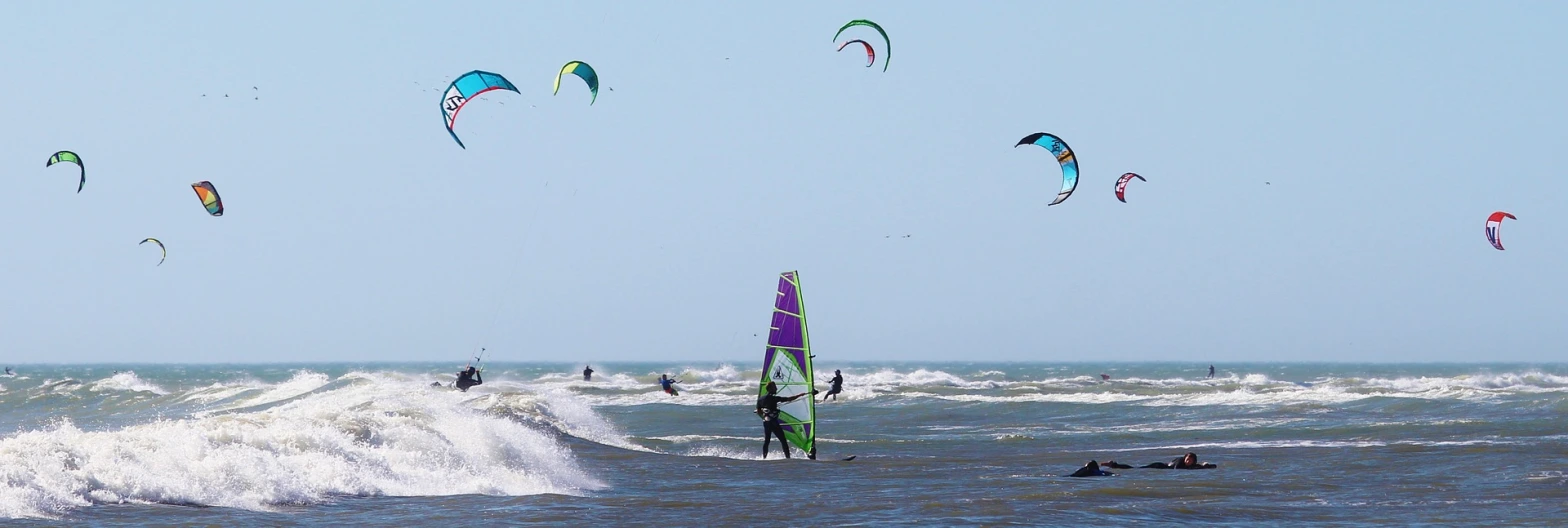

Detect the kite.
xmin=1485 ymin=211 xmax=1515 ymax=251
xmin=1015 ymin=133 xmax=1080 ymax=206
xmin=1115 ymin=173 xmax=1146 ymax=203
xmin=140 ymin=238 xmax=166 ymax=266
xmin=440 ymin=70 xmax=520 ymax=148
xmin=191 ymin=181 xmax=223 ymax=216
xmin=833 ymin=19 xmax=890 ymax=72
xmin=552 ymin=61 xmax=599 ymax=105
xmin=46 ymin=151 xmax=85 ymax=193
xmin=837 ymin=39 xmax=875 ymax=67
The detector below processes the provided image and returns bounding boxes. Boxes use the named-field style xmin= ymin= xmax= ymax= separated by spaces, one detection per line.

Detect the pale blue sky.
xmin=1 ymin=1 xmax=1563 ymax=364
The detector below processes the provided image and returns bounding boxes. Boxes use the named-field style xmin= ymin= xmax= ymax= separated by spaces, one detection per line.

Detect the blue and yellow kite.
xmin=552 ymin=61 xmax=599 ymax=105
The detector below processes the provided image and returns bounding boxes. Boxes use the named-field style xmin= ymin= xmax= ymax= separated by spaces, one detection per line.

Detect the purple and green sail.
xmin=759 ymin=270 xmax=816 ymax=458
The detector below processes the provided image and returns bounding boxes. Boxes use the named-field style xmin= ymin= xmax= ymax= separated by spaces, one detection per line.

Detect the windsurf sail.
xmin=759 ymin=270 xmax=817 ymax=459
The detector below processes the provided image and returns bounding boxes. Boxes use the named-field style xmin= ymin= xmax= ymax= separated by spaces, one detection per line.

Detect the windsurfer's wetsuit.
xmin=1068 ymin=460 xmax=1115 ymax=477
xmin=756 ymin=394 xmax=791 ymax=458
xmin=583 ymin=366 xmax=594 ymax=381
xmin=756 ymin=392 xmax=808 ymax=459
xmin=455 ymin=367 xmax=482 ymax=392
xmin=821 ymin=373 xmax=844 ymax=401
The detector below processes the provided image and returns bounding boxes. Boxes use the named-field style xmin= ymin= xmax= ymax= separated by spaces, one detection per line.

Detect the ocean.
xmin=0 ymin=362 xmax=1564 ymax=526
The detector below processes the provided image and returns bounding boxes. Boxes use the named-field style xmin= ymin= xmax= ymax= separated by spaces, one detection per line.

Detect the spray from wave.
xmin=0 ymin=370 xmax=604 ymax=520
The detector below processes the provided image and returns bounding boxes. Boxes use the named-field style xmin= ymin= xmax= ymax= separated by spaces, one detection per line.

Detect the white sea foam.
xmin=87 ymin=371 xmax=168 ymax=395
xmin=514 ymin=366 xmax=1568 ymax=409
xmin=194 ymin=370 xmax=332 ymax=414
xmin=0 ymin=373 xmax=604 ymax=520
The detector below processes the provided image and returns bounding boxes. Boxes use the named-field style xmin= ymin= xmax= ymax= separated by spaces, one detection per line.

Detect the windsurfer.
xmin=755 ymin=381 xmax=817 ymax=459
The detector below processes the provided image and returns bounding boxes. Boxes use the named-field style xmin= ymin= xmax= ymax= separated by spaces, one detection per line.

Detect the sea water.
xmin=0 ymin=362 xmax=1564 ymax=525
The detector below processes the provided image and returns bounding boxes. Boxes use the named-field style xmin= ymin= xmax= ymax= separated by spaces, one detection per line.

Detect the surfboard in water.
xmin=759 ymin=270 xmax=817 ymax=460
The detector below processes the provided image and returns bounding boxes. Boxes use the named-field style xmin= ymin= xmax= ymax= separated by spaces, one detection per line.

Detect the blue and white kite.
xmin=441 ymin=70 xmax=520 ymax=148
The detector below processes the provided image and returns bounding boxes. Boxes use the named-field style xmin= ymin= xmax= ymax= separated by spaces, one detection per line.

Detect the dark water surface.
xmin=1 ymin=362 xmax=1564 ymax=525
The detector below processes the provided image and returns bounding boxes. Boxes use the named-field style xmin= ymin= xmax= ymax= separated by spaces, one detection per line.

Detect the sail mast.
xmin=796 ymin=271 xmax=817 ymax=460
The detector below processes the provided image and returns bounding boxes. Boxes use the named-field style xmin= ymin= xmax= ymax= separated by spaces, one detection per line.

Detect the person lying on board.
xmin=1067 ymin=460 xmax=1116 ymax=477
xmin=1147 ymin=448 xmax=1216 ymax=470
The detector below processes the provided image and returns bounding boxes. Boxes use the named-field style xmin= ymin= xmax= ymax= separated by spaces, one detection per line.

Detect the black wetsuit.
xmin=1208 ymin=365 xmax=1215 ymax=378
xmin=455 ymin=368 xmax=482 ymax=392
xmin=756 ymin=393 xmax=796 ymax=459
xmin=583 ymin=367 xmax=594 ymax=381
xmin=822 ymin=374 xmax=844 ymax=400
xmin=1068 ymin=461 xmax=1115 ymax=477
xmin=1142 ymin=456 xmax=1216 ymax=469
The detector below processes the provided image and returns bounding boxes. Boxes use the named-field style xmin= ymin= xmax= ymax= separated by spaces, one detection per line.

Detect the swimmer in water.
xmin=1067 ymin=460 xmax=1116 ymax=477
xmin=1141 ymin=452 xmax=1216 ymax=469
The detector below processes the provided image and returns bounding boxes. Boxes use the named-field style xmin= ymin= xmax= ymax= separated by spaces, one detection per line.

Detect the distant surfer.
xmin=3 ymin=367 xmax=13 ymax=376
xmin=1140 ymin=452 xmax=1216 ymax=470
xmin=1100 ymin=373 xmax=1110 ymax=381
xmin=583 ymin=365 xmax=594 ymax=382
xmin=755 ymin=381 xmax=816 ymax=459
xmin=819 ymin=369 xmax=844 ymax=402
xmin=1208 ymin=365 xmax=1215 ymax=379
xmin=659 ymin=374 xmax=681 ymax=396
xmin=455 ymin=366 xmax=483 ymax=392
xmin=1067 ymin=460 xmax=1116 ymax=477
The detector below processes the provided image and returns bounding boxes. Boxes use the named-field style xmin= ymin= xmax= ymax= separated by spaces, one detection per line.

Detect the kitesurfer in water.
xmin=4 ymin=366 xmax=14 ymax=376
xmin=1140 ymin=452 xmax=1216 ymax=469
xmin=1067 ymin=460 xmax=1116 ymax=477
xmin=659 ymin=374 xmax=681 ymax=396
xmin=583 ymin=365 xmax=594 ymax=381
xmin=819 ymin=370 xmax=844 ymax=402
xmin=455 ymin=366 xmax=483 ymax=392
xmin=1208 ymin=365 xmax=1215 ymax=379
xmin=755 ymin=381 xmax=817 ymax=459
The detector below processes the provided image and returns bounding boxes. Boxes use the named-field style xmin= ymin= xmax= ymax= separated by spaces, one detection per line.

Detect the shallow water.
xmin=1 ymin=362 xmax=1564 ymax=525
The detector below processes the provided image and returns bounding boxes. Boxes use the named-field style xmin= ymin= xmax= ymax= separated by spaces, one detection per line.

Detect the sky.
xmin=0 ymin=1 xmax=1564 ymax=364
